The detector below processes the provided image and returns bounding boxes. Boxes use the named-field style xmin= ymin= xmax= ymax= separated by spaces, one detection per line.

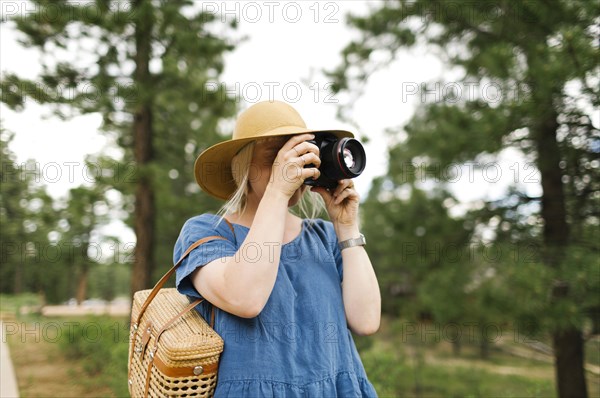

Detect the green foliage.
xmin=331 ymin=1 xmax=598 ymax=393
xmin=359 ymin=340 xmax=556 ymax=397
xmin=105 ymin=333 xmax=131 ymax=397
xmin=2 ymin=0 xmax=238 ymax=299
xmin=58 ymin=316 xmax=128 ymax=377
xmin=0 ymin=292 xmax=44 ymax=314
xmin=0 ymin=127 xmax=59 ymax=299
xmin=0 ymin=128 xmax=113 ymax=303
xmin=87 ymin=263 xmax=131 ymax=302
xmin=362 ymin=178 xmax=471 ymax=318
xmin=54 ymin=316 xmax=130 ymax=396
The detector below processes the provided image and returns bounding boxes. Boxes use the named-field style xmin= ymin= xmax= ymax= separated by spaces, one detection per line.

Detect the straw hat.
xmin=194 ymin=100 xmax=353 ymax=200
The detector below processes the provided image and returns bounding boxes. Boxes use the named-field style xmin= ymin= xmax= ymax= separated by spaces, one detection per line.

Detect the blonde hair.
xmin=216 ymin=138 xmax=326 ymax=224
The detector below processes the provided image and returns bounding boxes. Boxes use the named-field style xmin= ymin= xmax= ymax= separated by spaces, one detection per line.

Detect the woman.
xmin=174 ymin=100 xmax=381 ymax=397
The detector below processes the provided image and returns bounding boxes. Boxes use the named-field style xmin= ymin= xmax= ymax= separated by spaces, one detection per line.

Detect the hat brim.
xmin=194 ymin=127 xmax=354 ymax=200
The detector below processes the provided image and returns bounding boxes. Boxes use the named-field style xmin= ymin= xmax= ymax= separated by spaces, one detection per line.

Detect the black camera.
xmin=303 ymin=133 xmax=366 ymax=189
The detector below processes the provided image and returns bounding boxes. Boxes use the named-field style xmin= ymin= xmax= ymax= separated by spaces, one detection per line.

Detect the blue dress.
xmin=174 ymin=213 xmax=378 ymax=397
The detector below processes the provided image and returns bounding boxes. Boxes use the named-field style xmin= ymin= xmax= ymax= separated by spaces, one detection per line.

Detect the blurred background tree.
xmin=1 ymin=0 xmax=238 ymax=296
xmin=1 ymin=127 xmax=57 ymax=300
xmin=56 ymin=185 xmax=109 ymax=305
xmin=328 ymin=1 xmax=599 ymax=397
xmin=1 ymin=124 xmax=128 ymax=303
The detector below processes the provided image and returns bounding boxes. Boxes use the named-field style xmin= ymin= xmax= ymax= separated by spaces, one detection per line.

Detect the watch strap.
xmin=338 ymin=234 xmax=366 ymax=251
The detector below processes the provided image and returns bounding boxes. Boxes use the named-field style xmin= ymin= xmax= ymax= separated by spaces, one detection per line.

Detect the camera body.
xmin=303 ymin=133 xmax=366 ymax=189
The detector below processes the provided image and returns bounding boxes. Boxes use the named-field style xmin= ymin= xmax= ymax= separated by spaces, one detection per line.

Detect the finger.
xmin=299 ymin=167 xmax=320 ymax=182
xmin=294 ymin=141 xmax=319 ymax=155
xmin=299 ymin=152 xmax=321 ymax=168
xmin=334 ymin=186 xmax=358 ymax=205
xmin=333 ymin=179 xmax=352 ymax=198
xmin=292 ymin=141 xmax=320 ymax=156
xmin=282 ymin=137 xmax=319 ymax=164
xmin=281 ymin=134 xmax=315 ymax=154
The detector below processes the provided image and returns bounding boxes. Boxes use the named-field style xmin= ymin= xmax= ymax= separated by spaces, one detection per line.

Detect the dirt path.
xmin=5 ymin=321 xmax=115 ymax=397
xmin=1 ymin=321 xmax=20 ymax=398
xmin=423 ymin=354 xmax=553 ymax=380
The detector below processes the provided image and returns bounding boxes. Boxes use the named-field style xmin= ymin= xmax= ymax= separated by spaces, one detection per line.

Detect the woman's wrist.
xmin=334 ymin=222 xmax=361 ymax=241
xmin=264 ymin=183 xmax=292 ymax=203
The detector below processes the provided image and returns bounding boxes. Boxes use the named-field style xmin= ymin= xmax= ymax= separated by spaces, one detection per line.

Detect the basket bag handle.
xmin=132 ymin=218 xmax=235 ymax=329
xmin=129 ymin=218 xmax=235 ymax=394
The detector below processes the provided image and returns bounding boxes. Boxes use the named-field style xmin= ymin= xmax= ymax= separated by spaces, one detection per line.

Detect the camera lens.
xmin=343 ymin=148 xmax=355 ymax=169
xmin=337 ymin=138 xmax=365 ymax=177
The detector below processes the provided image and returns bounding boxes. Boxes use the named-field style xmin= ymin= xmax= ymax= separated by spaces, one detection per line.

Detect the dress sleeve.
xmin=173 ymin=214 xmax=238 ymax=299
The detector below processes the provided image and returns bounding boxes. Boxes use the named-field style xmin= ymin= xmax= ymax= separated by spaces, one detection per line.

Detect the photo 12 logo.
xmin=1 ymin=161 xmax=138 ymax=185
xmin=0 ymin=1 xmax=135 ymax=23
xmin=202 ymin=81 xmax=338 ymax=104
xmin=201 ymin=2 xmax=340 ymax=24
xmin=401 ymin=81 xmax=531 ymax=105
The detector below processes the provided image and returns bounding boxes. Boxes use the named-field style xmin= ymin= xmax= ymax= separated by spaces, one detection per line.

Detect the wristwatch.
xmin=338 ymin=234 xmax=366 ymax=251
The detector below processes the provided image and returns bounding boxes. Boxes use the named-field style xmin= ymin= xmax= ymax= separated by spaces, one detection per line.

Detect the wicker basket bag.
xmin=128 ymin=231 xmax=231 ymax=397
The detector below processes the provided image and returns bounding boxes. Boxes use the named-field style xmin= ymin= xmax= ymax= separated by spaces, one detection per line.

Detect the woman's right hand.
xmin=267 ymin=134 xmax=321 ymax=198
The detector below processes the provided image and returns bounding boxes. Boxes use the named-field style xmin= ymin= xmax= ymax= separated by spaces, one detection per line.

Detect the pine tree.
xmin=329 ymin=1 xmax=599 ymax=396
xmin=2 ymin=0 xmax=237 ymax=295
xmin=57 ymin=186 xmax=108 ymax=304
xmin=0 ymin=126 xmax=57 ymax=298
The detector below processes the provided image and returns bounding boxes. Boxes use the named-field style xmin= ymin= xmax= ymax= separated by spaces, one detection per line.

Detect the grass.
xmin=363 ymin=351 xmax=555 ymax=397
xmin=355 ymin=318 xmax=600 ymax=398
xmin=0 ymin=292 xmax=43 ymax=314
xmin=5 ymin=314 xmax=130 ymax=397
xmin=357 ymin=337 xmax=557 ymax=398
xmin=2 ymin=296 xmax=599 ymax=397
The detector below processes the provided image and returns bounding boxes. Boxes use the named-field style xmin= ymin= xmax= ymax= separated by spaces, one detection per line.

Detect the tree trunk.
xmin=452 ymin=339 xmax=461 ymax=356
xmin=130 ymin=0 xmax=155 ymax=295
xmin=552 ymin=316 xmax=588 ymax=398
xmin=14 ymin=257 xmax=22 ymax=294
xmin=75 ymin=264 xmax=89 ymax=305
xmin=535 ymin=108 xmax=588 ymax=398
xmin=479 ymin=337 xmax=490 ymax=360
xmin=590 ymin=307 xmax=600 ymax=335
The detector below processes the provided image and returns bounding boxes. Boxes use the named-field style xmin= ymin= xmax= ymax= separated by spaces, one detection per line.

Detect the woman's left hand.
xmin=311 ymin=179 xmax=360 ymax=234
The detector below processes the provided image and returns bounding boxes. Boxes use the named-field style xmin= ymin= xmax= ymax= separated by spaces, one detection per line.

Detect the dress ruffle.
xmin=215 ymin=371 xmax=377 ymax=397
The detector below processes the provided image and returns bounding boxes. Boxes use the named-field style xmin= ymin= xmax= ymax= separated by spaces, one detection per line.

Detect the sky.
xmin=0 ymin=0 xmax=543 ymax=245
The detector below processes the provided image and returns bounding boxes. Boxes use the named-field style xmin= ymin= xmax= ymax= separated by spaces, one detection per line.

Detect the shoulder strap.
xmin=223 ymin=218 xmax=235 ymax=236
